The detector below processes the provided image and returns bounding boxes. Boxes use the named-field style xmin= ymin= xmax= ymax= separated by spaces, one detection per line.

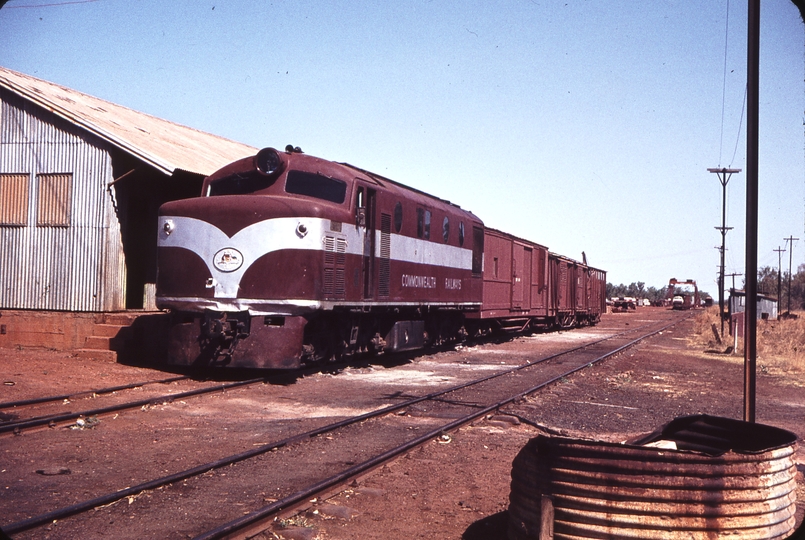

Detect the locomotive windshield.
xmin=285 ymin=170 xmax=347 ymax=204
xmin=207 ymin=171 xmax=278 ymax=196
xmin=206 ymin=169 xmax=347 ymax=203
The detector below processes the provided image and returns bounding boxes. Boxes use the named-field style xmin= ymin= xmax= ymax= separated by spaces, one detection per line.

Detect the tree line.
xmin=606 ymin=282 xmax=711 ymax=304
xmin=757 ymin=263 xmax=805 ymax=313
xmin=608 ymin=262 xmax=805 ymax=312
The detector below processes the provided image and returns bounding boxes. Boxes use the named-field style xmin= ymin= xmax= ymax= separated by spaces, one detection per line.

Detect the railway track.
xmin=2 ymin=309 xmax=688 ymax=539
xmin=0 ymin=376 xmax=273 ymax=435
xmin=0 ymin=375 xmax=188 ymax=410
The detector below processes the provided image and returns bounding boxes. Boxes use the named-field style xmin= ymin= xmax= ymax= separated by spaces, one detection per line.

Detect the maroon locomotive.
xmin=156 ymin=146 xmax=606 ymax=369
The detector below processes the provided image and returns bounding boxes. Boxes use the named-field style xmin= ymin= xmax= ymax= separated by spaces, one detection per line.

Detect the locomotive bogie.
xmin=166 ymin=311 xmax=306 ymax=369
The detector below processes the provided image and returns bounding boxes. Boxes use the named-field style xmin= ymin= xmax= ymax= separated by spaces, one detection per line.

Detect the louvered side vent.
xmin=379 ymin=213 xmax=391 ymax=297
xmin=323 ymin=235 xmax=347 ymax=298
xmin=323 ymin=236 xmax=335 ymax=264
xmin=323 ymin=236 xmax=335 ymax=295
xmin=335 ymin=237 xmax=347 ymax=296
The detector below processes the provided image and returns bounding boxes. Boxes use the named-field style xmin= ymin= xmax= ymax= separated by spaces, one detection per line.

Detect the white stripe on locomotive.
xmin=158 ymin=215 xmax=472 ymax=300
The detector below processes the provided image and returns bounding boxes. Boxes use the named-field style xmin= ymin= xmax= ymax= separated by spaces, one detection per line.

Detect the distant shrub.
xmin=692 ymin=307 xmax=805 ymax=372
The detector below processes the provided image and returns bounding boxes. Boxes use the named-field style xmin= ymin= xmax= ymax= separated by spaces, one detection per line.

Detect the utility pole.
xmin=744 ymin=0 xmax=759 ymax=423
xmin=708 ymin=167 xmax=740 ymax=337
xmin=784 ymin=236 xmax=798 ymax=314
xmin=774 ymin=246 xmax=785 ymax=319
xmin=725 ymin=272 xmax=742 ymax=291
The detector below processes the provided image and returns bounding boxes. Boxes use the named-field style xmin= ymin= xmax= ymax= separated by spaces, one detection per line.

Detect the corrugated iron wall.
xmin=0 ymin=90 xmax=125 ymax=311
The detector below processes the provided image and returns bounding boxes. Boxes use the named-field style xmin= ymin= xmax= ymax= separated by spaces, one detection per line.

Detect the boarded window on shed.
xmin=0 ymin=173 xmax=30 ymax=226
xmin=36 ymin=173 xmax=72 ymax=227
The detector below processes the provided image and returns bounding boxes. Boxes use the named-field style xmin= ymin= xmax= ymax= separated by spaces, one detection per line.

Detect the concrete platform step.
xmin=0 ymin=310 xmax=167 ymax=355
xmin=83 ymin=335 xmax=112 ymax=349
xmin=98 ymin=312 xmax=144 ymax=326
xmin=74 ymin=348 xmax=118 ymax=362
xmin=92 ymin=324 xmax=133 ymax=338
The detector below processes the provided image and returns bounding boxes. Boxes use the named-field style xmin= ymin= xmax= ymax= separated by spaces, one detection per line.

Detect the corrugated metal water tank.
xmin=508 ymin=414 xmax=799 ymax=540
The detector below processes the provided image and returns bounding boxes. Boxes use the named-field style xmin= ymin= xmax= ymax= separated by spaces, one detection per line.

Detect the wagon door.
xmin=522 ymin=248 xmax=532 ymax=310
xmin=531 ymin=248 xmax=548 ymax=312
xmin=511 ymin=244 xmax=523 ymax=309
xmin=511 ymin=244 xmax=531 ymax=310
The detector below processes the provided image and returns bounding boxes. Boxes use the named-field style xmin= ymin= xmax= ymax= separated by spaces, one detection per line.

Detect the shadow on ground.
xmin=463 ymin=511 xmax=509 ymax=540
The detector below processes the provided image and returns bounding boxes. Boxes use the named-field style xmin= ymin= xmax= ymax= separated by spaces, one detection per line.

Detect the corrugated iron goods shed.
xmin=729 ymin=288 xmax=778 ymax=320
xmin=0 ymin=66 xmax=257 ymax=311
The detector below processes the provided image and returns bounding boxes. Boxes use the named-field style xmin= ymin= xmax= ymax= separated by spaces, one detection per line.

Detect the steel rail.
xmin=0 ymin=375 xmax=188 ymax=410
xmin=0 ymin=377 xmax=266 ymax=435
xmin=194 ymin=315 xmax=685 ymax=540
xmin=2 ymin=313 xmax=686 ymax=536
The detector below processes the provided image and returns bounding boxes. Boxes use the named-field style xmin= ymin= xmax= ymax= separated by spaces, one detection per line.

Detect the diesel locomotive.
xmin=156 ymin=146 xmax=606 ymax=369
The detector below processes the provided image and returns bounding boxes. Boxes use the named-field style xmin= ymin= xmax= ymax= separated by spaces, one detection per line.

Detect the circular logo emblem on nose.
xmin=213 ymin=248 xmax=243 ymax=272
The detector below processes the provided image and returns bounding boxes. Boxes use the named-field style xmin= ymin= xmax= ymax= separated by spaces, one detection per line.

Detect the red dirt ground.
xmin=1 ymin=308 xmax=803 ymax=539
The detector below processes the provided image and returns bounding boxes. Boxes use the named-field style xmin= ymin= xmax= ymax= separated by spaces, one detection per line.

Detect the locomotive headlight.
xmin=255 ymin=147 xmax=283 ymax=176
xmin=162 ymin=219 xmax=175 ymax=236
xmin=296 ymin=222 xmax=308 ymax=238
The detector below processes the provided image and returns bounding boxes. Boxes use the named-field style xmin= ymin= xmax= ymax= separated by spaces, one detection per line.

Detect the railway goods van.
xmin=156 ymin=147 xmax=605 ymax=369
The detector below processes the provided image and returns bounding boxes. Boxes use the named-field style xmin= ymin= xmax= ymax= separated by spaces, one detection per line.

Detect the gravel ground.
xmin=1 ymin=308 xmax=803 ymax=540
xmin=260 ymin=311 xmax=805 ymax=540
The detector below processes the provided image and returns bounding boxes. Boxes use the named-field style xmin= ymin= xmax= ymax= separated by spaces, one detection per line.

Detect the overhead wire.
xmin=729 ymin=85 xmax=747 ymax=168
xmin=2 ymin=0 xmax=100 ymax=8
xmin=718 ymin=0 xmax=731 ymax=167
xmin=717 ymin=0 xmax=749 ymax=290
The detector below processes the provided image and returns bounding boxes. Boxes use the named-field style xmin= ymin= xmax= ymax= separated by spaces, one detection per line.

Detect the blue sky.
xmin=2 ymin=0 xmax=804 ymax=296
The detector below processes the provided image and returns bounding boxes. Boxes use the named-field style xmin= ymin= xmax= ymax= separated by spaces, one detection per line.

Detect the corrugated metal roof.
xmin=0 ymin=66 xmax=257 ymax=176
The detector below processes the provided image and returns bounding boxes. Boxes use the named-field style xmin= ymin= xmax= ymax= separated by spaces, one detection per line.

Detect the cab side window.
xmin=417 ymin=208 xmax=431 ymax=240
xmin=356 ymin=187 xmax=366 ymax=226
xmin=393 ymin=202 xmax=403 ymax=233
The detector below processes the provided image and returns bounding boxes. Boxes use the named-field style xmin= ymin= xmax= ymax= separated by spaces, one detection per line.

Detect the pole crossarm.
xmin=707 ymin=167 xmax=742 ymax=185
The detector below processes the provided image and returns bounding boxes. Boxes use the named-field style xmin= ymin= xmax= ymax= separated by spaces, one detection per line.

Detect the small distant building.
xmin=728 ymin=289 xmax=778 ymax=321
xmin=0 ymin=67 xmax=257 ymax=312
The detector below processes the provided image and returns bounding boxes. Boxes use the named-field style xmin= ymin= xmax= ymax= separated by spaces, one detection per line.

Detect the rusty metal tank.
xmin=508 ymin=414 xmax=799 ymax=540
